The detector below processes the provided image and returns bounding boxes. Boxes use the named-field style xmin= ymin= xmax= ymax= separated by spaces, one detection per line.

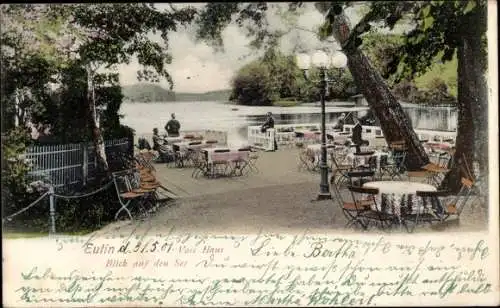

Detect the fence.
xmin=248 ymin=123 xmax=457 ymax=151
xmin=24 ymin=137 xmax=132 ymax=190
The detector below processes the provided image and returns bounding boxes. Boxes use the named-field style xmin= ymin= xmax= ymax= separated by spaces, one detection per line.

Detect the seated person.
xmin=152 ymin=128 xmax=173 ymax=162
xmin=333 ymin=113 xmax=346 ymax=130
xmin=152 ymin=128 xmax=163 ymax=152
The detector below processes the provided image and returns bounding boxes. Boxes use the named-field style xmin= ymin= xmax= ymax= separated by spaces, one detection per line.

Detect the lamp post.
xmin=296 ymin=50 xmax=348 ymax=200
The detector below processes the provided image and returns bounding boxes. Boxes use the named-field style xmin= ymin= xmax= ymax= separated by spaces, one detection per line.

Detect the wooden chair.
xmin=330 ymin=181 xmax=371 ymax=229
xmin=229 ymin=148 xmax=251 ymax=176
xmin=442 ymin=177 xmax=476 ymax=220
xmin=415 ymin=190 xmax=452 ymax=225
xmin=298 ymin=149 xmax=316 ymax=172
xmin=346 ymin=170 xmax=375 ymax=187
xmin=244 ymin=148 xmax=260 ymax=174
xmin=407 ymin=170 xmax=433 ymax=184
xmin=112 ymin=169 xmax=155 ymax=220
xmin=330 ymin=152 xmax=352 ymax=185
xmin=415 ymin=177 xmax=475 ymax=224
xmin=348 ymin=186 xmax=395 ymax=231
xmin=209 ymin=149 xmax=231 ymax=178
xmin=381 ymin=151 xmax=407 ymax=179
xmin=191 ymin=151 xmax=209 ymax=178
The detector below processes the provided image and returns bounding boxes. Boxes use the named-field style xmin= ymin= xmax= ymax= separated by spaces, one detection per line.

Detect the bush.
xmin=231 ymin=62 xmax=277 ymax=106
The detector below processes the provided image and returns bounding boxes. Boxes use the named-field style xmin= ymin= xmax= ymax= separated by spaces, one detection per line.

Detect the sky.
xmin=117 ymin=3 xmax=363 ymax=93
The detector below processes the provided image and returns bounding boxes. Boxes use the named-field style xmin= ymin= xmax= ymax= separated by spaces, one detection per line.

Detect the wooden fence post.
xmin=81 ymin=142 xmax=88 ymax=185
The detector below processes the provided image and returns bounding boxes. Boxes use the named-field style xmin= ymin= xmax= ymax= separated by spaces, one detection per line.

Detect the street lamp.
xmin=296 ymin=50 xmax=348 ymax=200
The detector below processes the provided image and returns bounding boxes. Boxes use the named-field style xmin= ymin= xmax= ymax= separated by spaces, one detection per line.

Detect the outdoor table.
xmin=198 ymin=148 xmax=250 ymax=178
xmin=362 ymin=180 xmax=437 ymax=226
xmin=174 ymin=141 xmax=213 ymax=152
xmin=295 ymin=130 xmax=321 ymax=141
xmin=423 ymin=142 xmax=453 ymax=151
xmin=344 ymin=150 xmax=388 ymax=173
xmin=164 ymin=136 xmax=184 ymax=144
xmin=305 ymin=144 xmax=336 ymax=168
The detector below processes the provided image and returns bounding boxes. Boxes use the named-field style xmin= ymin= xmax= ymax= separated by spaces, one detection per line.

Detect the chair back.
xmin=389 ymin=140 xmax=407 ymax=151
xmin=347 ymin=170 xmax=374 ymax=186
xmin=112 ymin=169 xmax=140 ymax=195
xmin=205 ymin=140 xmax=218 ymax=144
xmin=348 ymin=185 xmax=379 ymax=195
xmin=214 ymin=148 xmax=230 ymax=153
xmin=188 ymin=141 xmax=202 ymax=145
xmin=450 ymin=177 xmax=475 ymax=216
xmin=348 ymin=186 xmax=379 ymax=211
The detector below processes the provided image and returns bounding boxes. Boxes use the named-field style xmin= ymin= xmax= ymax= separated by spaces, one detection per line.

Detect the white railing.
xmin=24 ymin=138 xmax=132 ymax=189
xmin=247 ymin=123 xmax=457 ymax=150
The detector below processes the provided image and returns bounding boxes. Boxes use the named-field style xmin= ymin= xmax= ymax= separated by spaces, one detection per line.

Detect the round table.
xmin=362 ymin=181 xmax=436 ymax=219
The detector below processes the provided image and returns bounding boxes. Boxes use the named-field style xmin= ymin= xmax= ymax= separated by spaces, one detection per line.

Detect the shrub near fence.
xmin=24 ymin=137 xmax=133 ymax=191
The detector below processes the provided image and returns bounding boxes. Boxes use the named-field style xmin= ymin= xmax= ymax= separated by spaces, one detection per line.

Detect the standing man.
xmin=165 ymin=113 xmax=181 ymax=137
xmin=261 ymin=112 xmax=278 ymax=151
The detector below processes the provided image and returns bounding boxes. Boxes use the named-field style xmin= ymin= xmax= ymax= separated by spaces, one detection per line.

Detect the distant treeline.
xmin=122 ymin=84 xmax=232 ymax=102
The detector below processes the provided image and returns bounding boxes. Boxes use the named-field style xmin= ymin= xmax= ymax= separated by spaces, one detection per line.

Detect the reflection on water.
xmin=121 ymin=101 xmax=457 ymax=145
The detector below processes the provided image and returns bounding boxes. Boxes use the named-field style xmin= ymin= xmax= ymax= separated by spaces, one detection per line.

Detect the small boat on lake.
xmin=231 ymin=108 xmax=239 ymax=111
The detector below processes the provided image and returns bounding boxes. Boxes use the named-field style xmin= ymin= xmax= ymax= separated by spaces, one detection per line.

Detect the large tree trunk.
xmin=440 ymin=40 xmax=475 ymax=192
xmin=440 ymin=5 xmax=488 ymax=194
xmin=330 ymin=11 xmax=429 ymax=169
xmin=86 ymin=65 xmax=109 ymax=179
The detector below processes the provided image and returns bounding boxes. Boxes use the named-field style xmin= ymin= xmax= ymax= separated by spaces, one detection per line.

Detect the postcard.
xmin=2 ymin=2 xmax=499 ymax=307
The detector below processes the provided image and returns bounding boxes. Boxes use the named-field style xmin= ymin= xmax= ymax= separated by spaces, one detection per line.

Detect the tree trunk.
xmin=86 ymin=65 xmax=109 ymax=178
xmin=330 ymin=11 xmax=429 ymax=169
xmin=439 ymin=40 xmax=475 ymax=192
xmin=440 ymin=6 xmax=488 ymax=194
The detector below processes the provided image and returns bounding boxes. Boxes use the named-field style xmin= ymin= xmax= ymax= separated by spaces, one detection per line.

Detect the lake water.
xmin=120 ymin=101 xmax=457 ymax=145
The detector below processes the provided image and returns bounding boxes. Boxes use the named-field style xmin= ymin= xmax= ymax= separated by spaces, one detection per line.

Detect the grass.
xmin=272 ymin=100 xmax=302 ymax=107
xmin=414 ymin=54 xmax=458 ymax=97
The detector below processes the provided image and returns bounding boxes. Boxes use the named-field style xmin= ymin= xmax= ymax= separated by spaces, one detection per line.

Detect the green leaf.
xmin=421 ymin=5 xmax=431 ymax=17
xmin=463 ymin=0 xmax=476 ymax=14
xmin=423 ymin=16 xmax=434 ymax=30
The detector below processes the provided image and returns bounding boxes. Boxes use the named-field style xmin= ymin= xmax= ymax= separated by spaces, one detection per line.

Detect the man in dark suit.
xmin=261 ymin=112 xmax=278 ymax=151
xmin=351 ymin=118 xmax=369 ymax=153
xmin=165 ymin=113 xmax=181 ymax=137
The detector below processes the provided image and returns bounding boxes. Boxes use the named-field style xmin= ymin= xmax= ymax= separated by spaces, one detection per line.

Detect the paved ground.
xmin=94 ymin=147 xmax=488 ymax=236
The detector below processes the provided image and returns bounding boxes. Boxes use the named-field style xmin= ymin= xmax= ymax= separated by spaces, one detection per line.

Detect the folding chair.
xmin=381 ymin=151 xmax=407 ymax=179
xmin=298 ymin=149 xmax=316 ymax=171
xmin=346 ymin=170 xmax=375 ymax=187
xmin=407 ymin=170 xmax=433 ymax=184
xmin=112 ymin=169 xmax=155 ymax=220
xmin=229 ymin=148 xmax=251 ymax=176
xmin=208 ymin=149 xmax=231 ymax=178
xmin=441 ymin=177 xmax=475 ymax=220
xmin=402 ymin=189 xmax=448 ymax=233
xmin=244 ymin=148 xmax=260 ymax=174
xmin=348 ymin=186 xmax=395 ymax=231
xmin=330 ymin=152 xmax=352 ymax=185
xmin=330 ymin=180 xmax=371 ymax=229
xmin=352 ymin=151 xmax=375 ymax=170
xmin=415 ymin=190 xmax=452 ymax=224
xmin=191 ymin=150 xmax=209 ymax=178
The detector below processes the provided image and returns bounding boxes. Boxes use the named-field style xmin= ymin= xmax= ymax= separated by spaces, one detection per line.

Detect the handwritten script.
xmin=3 ymin=229 xmax=499 ymax=306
